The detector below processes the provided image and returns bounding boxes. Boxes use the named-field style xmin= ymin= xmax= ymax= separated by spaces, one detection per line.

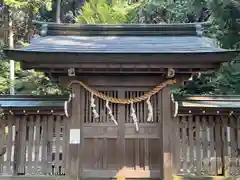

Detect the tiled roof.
xmin=9 ymin=23 xmax=229 ymax=54
xmin=1 ymin=95 xmax=240 ymax=109
xmin=22 ymin=35 xmax=225 ymax=53
xmin=3 ymin=22 xmax=238 ymax=70
xmin=0 ymin=95 xmax=67 ymax=109
xmin=175 ymin=95 xmax=240 ymax=115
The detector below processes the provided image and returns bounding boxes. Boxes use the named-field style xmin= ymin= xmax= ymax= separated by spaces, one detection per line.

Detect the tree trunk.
xmin=8 ymin=9 xmax=15 ymax=95
xmin=26 ymin=9 xmax=34 ymax=42
xmin=56 ymin=0 xmax=61 ymax=23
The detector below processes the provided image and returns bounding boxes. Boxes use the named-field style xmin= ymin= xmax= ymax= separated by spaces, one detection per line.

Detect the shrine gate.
xmin=4 ymin=22 xmax=238 ymax=179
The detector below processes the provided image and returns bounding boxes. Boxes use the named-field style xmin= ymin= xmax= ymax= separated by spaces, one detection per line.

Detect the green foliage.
xmin=1 ymin=0 xmax=240 ymax=96
xmin=4 ymin=0 xmax=52 ymax=12
xmin=15 ymin=68 xmax=66 ymax=95
xmin=76 ymin=0 xmax=139 ymax=24
xmin=0 ymin=0 xmax=67 ymax=95
xmin=129 ymin=0 xmax=239 ymax=96
xmin=177 ymin=73 xmax=216 ymax=95
xmin=128 ymin=0 xmax=186 ymax=23
xmin=128 ymin=0 xmax=211 ymax=23
xmin=181 ymin=0 xmax=240 ymax=95
xmin=0 ymin=41 xmax=10 ymax=94
xmin=0 ymin=42 xmax=64 ymax=95
xmin=208 ymin=0 xmax=240 ymax=49
xmin=0 ymin=61 xmax=10 ymax=94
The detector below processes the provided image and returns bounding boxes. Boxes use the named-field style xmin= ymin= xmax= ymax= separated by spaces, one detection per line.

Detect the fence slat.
xmin=208 ymin=116 xmax=215 ymax=175
xmin=34 ymin=115 xmax=41 ymax=174
xmin=230 ymin=117 xmax=237 ymax=175
xmin=195 ymin=116 xmax=201 ymax=175
xmin=27 ymin=116 xmax=34 ymax=174
xmin=0 ymin=117 xmax=5 ymax=173
xmin=181 ymin=116 xmax=187 ymax=172
xmin=215 ymin=116 xmax=222 ymax=175
xmin=41 ymin=116 xmax=48 ymax=174
xmin=63 ymin=116 xmax=69 ymax=175
xmin=13 ymin=117 xmax=20 ymax=175
xmin=202 ymin=116 xmax=208 ymax=174
xmin=18 ymin=116 xmax=26 ymax=174
xmin=188 ymin=116 xmax=194 ymax=174
xmin=6 ymin=115 xmax=14 ymax=174
xmin=173 ymin=117 xmax=180 ymax=174
xmin=47 ymin=116 xmax=54 ymax=175
xmin=55 ymin=116 xmax=61 ymax=174
xmin=222 ymin=116 xmax=229 ymax=176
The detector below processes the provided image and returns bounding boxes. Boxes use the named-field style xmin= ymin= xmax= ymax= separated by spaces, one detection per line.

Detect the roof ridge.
xmin=33 ymin=20 xmax=204 ymax=37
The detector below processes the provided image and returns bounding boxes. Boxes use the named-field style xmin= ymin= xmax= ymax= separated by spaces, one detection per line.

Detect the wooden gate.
xmin=81 ymin=86 xmax=163 ymax=179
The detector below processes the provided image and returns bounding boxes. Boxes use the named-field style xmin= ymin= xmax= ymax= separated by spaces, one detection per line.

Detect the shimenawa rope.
xmin=67 ymin=79 xmax=176 ymax=131
xmin=68 ymin=79 xmax=176 ymax=104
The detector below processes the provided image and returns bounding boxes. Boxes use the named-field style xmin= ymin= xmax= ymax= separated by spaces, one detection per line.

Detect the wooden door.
xmin=82 ymin=86 xmax=163 ymax=179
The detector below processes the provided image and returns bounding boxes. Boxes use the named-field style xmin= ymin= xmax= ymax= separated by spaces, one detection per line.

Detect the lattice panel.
xmin=125 ymin=91 xmax=160 ymax=123
xmin=84 ymin=90 xmax=118 ymax=124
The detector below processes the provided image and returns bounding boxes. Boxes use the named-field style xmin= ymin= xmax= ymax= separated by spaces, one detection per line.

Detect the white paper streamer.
xmin=171 ymin=93 xmax=179 ymax=117
xmin=90 ymin=93 xmax=99 ymax=118
xmin=146 ymin=97 xmax=153 ymax=122
xmin=173 ymin=101 xmax=179 ymax=118
xmin=130 ymin=102 xmax=139 ymax=132
xmin=106 ymin=101 xmax=118 ymax=125
xmin=64 ymin=93 xmax=72 ymax=118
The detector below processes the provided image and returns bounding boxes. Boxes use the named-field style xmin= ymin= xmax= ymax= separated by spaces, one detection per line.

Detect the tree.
xmin=127 ymin=0 xmax=240 ymax=95
xmin=56 ymin=0 xmax=61 ymax=23
xmin=4 ymin=0 xmax=52 ymax=41
xmin=0 ymin=0 xmax=67 ymax=95
xmin=181 ymin=0 xmax=240 ymax=95
xmin=37 ymin=0 xmax=84 ymax=23
xmin=1 ymin=0 xmax=239 ymax=95
xmin=76 ymin=0 xmax=138 ymax=24
xmin=128 ymin=0 xmax=211 ymax=24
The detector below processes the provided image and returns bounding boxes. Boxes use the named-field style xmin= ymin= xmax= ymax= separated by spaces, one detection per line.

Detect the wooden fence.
xmin=0 ymin=113 xmax=240 ymax=178
xmin=173 ymin=115 xmax=240 ymax=177
xmin=0 ymin=114 xmax=68 ymax=176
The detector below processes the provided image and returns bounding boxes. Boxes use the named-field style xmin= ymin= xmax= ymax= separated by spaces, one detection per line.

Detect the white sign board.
xmin=69 ymin=129 xmax=80 ymax=144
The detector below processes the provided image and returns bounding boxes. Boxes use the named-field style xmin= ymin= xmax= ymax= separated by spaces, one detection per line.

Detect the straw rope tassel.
xmin=146 ymin=97 xmax=153 ymax=122
xmin=131 ymin=102 xmax=139 ymax=132
xmin=90 ymin=93 xmax=99 ymax=118
xmin=106 ymin=100 xmax=118 ymax=125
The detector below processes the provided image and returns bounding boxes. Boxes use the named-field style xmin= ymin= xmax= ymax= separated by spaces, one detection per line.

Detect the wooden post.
xmin=67 ymin=84 xmax=83 ymax=179
xmin=161 ymin=87 xmax=173 ymax=180
xmin=117 ymin=89 xmax=125 ymax=169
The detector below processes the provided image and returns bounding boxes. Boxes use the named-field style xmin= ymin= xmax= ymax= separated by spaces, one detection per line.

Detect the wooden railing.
xmin=173 ymin=115 xmax=240 ymax=176
xmin=0 ymin=114 xmax=68 ymax=175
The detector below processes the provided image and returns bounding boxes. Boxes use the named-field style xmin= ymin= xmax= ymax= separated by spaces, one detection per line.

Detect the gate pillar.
xmin=162 ymin=87 xmax=174 ymax=180
xmin=67 ymin=84 xmax=84 ymax=180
